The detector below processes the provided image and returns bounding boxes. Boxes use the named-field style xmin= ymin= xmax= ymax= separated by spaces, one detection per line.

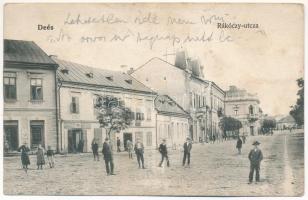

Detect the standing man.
xmin=236 ymin=136 xmax=243 ymax=154
xmin=102 ymin=138 xmax=115 ymax=175
xmin=116 ymin=137 xmax=121 ymax=152
xmin=158 ymin=139 xmax=169 ymax=167
xmin=134 ymin=138 xmax=145 ymax=169
xmin=248 ymin=141 xmax=263 ymax=183
xmin=91 ymin=140 xmax=99 ymax=161
xmin=182 ymin=137 xmax=192 ymax=167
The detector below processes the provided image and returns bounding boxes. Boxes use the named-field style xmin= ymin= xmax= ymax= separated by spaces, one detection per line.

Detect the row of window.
xmin=232 ymin=105 xmax=255 ymax=115
xmin=70 ymin=96 xmax=152 ymax=121
xmin=4 ymin=76 xmax=43 ymax=101
xmin=191 ymin=92 xmax=206 ymax=109
xmin=158 ymin=122 xmax=188 ymax=142
xmin=3 ymin=120 xmax=45 ymax=151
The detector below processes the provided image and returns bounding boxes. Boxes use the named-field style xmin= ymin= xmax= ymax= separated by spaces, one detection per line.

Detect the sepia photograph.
xmin=2 ymin=2 xmax=305 ymax=197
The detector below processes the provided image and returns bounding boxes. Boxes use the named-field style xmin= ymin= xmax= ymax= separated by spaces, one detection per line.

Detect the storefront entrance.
xmin=4 ymin=121 xmax=19 ymax=152
xmin=68 ymin=129 xmax=85 ymax=153
xmin=123 ymin=133 xmax=132 ymax=151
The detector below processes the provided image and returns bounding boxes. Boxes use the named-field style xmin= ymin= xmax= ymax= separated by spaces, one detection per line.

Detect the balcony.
xmin=247 ymin=113 xmax=259 ymax=123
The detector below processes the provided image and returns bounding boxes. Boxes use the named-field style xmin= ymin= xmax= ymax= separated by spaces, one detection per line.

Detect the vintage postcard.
xmin=2 ymin=2 xmax=305 ymax=196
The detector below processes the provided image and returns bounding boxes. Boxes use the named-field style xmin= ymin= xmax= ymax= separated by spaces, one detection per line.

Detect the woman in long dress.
xmin=18 ymin=143 xmax=30 ymax=170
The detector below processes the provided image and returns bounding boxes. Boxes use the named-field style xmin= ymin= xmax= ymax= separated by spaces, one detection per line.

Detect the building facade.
xmin=54 ymin=58 xmax=157 ymax=153
xmin=130 ymin=51 xmax=225 ymax=143
xmin=224 ymin=86 xmax=262 ymax=136
xmin=155 ymin=95 xmax=190 ymax=148
xmin=3 ymin=40 xmax=59 ymax=153
xmin=276 ymin=115 xmax=297 ymax=130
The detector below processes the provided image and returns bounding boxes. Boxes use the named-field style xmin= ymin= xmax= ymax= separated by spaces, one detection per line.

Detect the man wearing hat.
xmin=248 ymin=141 xmax=263 ymax=183
xmin=158 ymin=139 xmax=169 ymax=167
xmin=102 ymin=138 xmax=115 ymax=175
xmin=183 ymin=137 xmax=192 ymax=167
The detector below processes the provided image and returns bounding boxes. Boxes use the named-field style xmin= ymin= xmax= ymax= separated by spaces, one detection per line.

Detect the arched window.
xmin=249 ymin=105 xmax=254 ymax=115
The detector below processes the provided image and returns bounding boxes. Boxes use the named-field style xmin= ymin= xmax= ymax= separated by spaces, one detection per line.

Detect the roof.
xmin=278 ymin=115 xmax=296 ymax=123
xmin=155 ymin=95 xmax=189 ymax=118
xmin=4 ymin=39 xmax=57 ymax=65
xmin=54 ymin=57 xmax=155 ymax=94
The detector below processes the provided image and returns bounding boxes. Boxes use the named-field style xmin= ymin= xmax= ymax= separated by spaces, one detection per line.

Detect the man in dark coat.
xmin=248 ymin=141 xmax=263 ymax=183
xmin=236 ymin=137 xmax=243 ymax=154
xmin=116 ymin=137 xmax=121 ymax=152
xmin=158 ymin=139 xmax=169 ymax=167
xmin=134 ymin=138 xmax=145 ymax=169
xmin=182 ymin=137 xmax=192 ymax=167
xmin=102 ymin=138 xmax=115 ymax=175
xmin=91 ymin=140 xmax=99 ymax=161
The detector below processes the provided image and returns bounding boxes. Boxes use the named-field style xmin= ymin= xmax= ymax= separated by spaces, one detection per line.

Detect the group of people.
xmin=99 ymin=137 xmax=193 ymax=175
xmin=18 ymin=144 xmax=55 ymax=172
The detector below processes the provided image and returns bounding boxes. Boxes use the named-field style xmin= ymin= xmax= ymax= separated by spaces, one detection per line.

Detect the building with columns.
xmin=224 ymin=85 xmax=262 ymax=136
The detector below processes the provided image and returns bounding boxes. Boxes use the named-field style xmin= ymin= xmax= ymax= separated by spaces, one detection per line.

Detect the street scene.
xmin=3 ymin=3 xmax=304 ymax=197
xmin=3 ymin=131 xmax=304 ymax=196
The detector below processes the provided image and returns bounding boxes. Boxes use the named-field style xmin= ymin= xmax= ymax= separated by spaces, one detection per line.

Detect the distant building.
xmin=54 ymin=57 xmax=157 ymax=152
xmin=224 ymin=85 xmax=262 ymax=136
xmin=154 ymin=95 xmax=190 ymax=148
xmin=130 ymin=51 xmax=225 ymax=143
xmin=276 ymin=115 xmax=297 ymax=130
xmin=3 ymin=39 xmax=59 ymax=152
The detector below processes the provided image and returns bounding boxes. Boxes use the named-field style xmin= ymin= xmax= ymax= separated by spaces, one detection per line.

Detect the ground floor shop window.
xmin=4 ymin=120 xmax=19 ymax=152
xmin=30 ymin=120 xmax=45 ymax=149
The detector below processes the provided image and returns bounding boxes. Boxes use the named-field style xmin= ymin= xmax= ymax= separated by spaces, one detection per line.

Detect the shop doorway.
xmin=123 ymin=133 xmax=132 ymax=151
xmin=68 ymin=129 xmax=84 ymax=153
xmin=4 ymin=121 xmax=19 ymax=152
xmin=250 ymin=126 xmax=254 ymax=136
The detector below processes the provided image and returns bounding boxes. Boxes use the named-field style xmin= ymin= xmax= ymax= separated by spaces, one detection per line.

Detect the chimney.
xmin=127 ymin=67 xmax=134 ymax=75
xmin=229 ymin=85 xmax=237 ymax=91
xmin=49 ymin=55 xmax=58 ymax=59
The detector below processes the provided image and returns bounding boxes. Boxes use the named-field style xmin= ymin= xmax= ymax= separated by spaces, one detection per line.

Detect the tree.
xmin=219 ymin=116 xmax=242 ymax=137
xmin=290 ymin=78 xmax=304 ymax=126
xmin=261 ymin=119 xmax=276 ymax=133
xmin=94 ymin=95 xmax=134 ymax=138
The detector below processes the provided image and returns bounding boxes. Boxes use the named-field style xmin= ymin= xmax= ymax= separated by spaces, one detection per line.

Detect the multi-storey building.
xmin=53 ymin=57 xmax=158 ymax=152
xmin=130 ymin=51 xmax=225 ymax=143
xmin=224 ymin=85 xmax=262 ymax=136
xmin=3 ymin=39 xmax=59 ymax=153
xmin=154 ymin=95 xmax=190 ymax=148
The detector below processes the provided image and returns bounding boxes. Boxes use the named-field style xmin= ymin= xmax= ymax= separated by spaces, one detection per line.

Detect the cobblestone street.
xmin=3 ymin=131 xmax=304 ymax=196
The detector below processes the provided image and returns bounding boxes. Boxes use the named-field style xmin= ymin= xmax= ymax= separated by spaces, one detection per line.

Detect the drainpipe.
xmin=54 ymin=70 xmax=60 ymax=153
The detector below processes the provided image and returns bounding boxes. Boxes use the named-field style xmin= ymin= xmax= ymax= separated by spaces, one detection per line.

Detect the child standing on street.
xmin=47 ymin=146 xmax=55 ymax=168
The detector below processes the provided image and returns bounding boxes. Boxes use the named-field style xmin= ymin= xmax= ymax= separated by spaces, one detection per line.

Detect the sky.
xmin=4 ymin=3 xmax=304 ymax=116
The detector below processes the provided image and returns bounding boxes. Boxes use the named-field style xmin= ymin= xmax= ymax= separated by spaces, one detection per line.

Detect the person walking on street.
xmin=242 ymin=135 xmax=246 ymax=144
xmin=127 ymin=139 xmax=133 ymax=159
xmin=134 ymin=138 xmax=145 ymax=169
xmin=102 ymin=138 xmax=115 ymax=175
xmin=36 ymin=144 xmax=45 ymax=170
xmin=91 ymin=140 xmax=99 ymax=161
xmin=236 ymin=137 xmax=243 ymax=154
xmin=46 ymin=146 xmax=55 ymax=168
xmin=18 ymin=143 xmax=30 ymax=171
xmin=182 ymin=137 xmax=192 ymax=167
xmin=248 ymin=141 xmax=263 ymax=183
xmin=158 ymin=139 xmax=169 ymax=167
xmin=116 ymin=137 xmax=121 ymax=152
